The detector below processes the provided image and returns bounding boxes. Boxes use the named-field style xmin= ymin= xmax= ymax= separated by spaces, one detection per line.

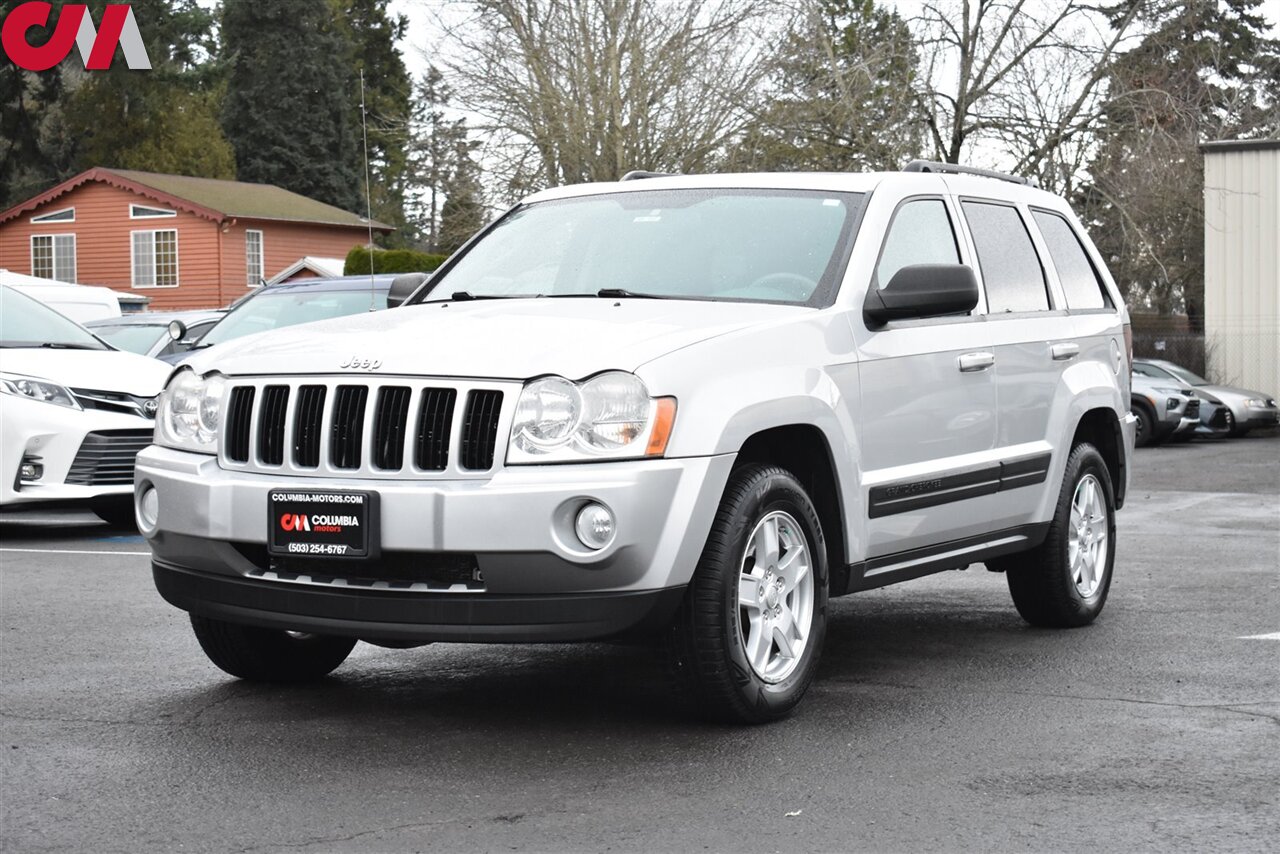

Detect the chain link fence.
xmin=1131 ymin=314 xmax=1279 ymax=394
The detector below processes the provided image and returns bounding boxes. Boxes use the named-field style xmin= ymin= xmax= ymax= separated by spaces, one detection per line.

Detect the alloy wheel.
xmin=737 ymin=510 xmax=815 ymax=683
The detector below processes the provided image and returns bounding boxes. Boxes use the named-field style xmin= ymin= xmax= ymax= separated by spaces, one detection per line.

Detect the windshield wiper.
xmin=38 ymin=342 xmax=102 ymax=350
xmin=596 ymin=288 xmax=669 ymax=299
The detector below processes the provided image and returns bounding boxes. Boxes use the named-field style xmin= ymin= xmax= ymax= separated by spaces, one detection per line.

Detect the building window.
xmin=31 ymin=234 xmax=77 ymax=282
xmin=245 ymin=230 xmax=264 ymax=286
xmin=132 ymin=230 xmax=179 ymax=288
xmin=130 ymin=204 xmax=177 ymax=219
xmin=31 ymin=207 xmax=75 ymax=224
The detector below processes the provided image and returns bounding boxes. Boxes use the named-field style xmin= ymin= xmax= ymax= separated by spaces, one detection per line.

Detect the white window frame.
xmin=130 ymin=229 xmax=180 ymax=289
xmin=30 ymin=234 xmax=77 ymax=282
xmin=245 ymin=229 xmax=265 ymax=287
xmin=30 ymin=207 xmax=75 ymax=224
xmin=129 ymin=204 xmax=177 ymax=219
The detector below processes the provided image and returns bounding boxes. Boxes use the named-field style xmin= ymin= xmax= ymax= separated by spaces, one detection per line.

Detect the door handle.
xmin=1051 ymin=343 xmax=1080 ymax=361
xmin=957 ymin=352 xmax=995 ymax=372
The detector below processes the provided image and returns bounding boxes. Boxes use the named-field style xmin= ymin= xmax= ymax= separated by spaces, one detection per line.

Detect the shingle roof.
xmin=0 ymin=167 xmax=394 ymax=230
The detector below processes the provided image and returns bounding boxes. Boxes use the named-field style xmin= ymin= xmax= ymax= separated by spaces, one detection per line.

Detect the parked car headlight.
xmin=1153 ymin=387 xmax=1184 ymax=395
xmin=0 ymin=372 xmax=80 ymax=409
xmin=508 ymin=372 xmax=676 ymax=463
xmin=1244 ymin=398 xmax=1268 ymax=408
xmin=155 ymin=370 xmax=225 ymax=454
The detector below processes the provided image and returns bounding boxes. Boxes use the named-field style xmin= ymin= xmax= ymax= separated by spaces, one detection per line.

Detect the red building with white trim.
xmin=0 ymin=168 xmax=392 ymax=310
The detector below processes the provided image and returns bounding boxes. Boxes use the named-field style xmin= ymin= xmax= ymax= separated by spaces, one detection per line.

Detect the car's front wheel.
xmin=991 ymin=443 xmax=1116 ymax=627
xmin=190 ymin=615 xmax=357 ymax=681
xmin=1132 ymin=402 xmax=1154 ymax=447
xmin=665 ymin=464 xmax=828 ymax=723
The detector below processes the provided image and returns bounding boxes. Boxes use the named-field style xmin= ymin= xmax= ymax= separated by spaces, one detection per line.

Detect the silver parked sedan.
xmin=1134 ymin=359 xmax=1279 ymax=437
xmin=87 ymin=310 xmax=224 ymax=361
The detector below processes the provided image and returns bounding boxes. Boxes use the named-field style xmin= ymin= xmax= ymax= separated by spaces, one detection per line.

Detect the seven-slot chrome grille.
xmin=219 ymin=378 xmax=512 ymax=478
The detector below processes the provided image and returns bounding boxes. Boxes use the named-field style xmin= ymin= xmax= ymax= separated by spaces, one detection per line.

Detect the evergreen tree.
xmin=0 ymin=61 xmax=72 ymax=208
xmin=64 ymin=0 xmax=233 ymax=179
xmin=335 ymin=0 xmax=413 ymax=244
xmin=405 ymin=67 xmax=472 ymax=252
xmin=220 ymin=0 xmax=361 ymax=211
xmin=1082 ymin=0 xmax=1280 ymax=324
xmin=729 ymin=0 xmax=920 ymax=172
xmin=438 ymin=138 xmax=486 ymax=254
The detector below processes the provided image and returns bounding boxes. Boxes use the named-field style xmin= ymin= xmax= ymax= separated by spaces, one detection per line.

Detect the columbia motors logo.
xmin=279 ymin=513 xmax=360 ymax=534
xmin=2 ymin=3 xmax=151 ymax=72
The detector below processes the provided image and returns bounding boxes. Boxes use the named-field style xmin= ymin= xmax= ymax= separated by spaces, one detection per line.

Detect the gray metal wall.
xmin=1203 ymin=141 xmax=1280 ymax=395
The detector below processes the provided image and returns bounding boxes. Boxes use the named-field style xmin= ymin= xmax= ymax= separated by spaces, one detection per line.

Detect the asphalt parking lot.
xmin=2 ymin=435 xmax=1277 ymax=853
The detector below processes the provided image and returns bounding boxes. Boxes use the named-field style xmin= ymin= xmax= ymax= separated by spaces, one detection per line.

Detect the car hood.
xmin=181 ymin=299 xmax=806 ymax=379
xmin=1195 ymin=384 xmax=1274 ymax=404
xmin=1 ymin=347 xmax=172 ymax=395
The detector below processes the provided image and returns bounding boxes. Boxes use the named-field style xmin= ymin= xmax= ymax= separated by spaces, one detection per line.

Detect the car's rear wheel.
xmin=190 ymin=615 xmax=356 ymax=681
xmin=990 ymin=443 xmax=1116 ymax=628
xmin=665 ymin=464 xmax=828 ymax=724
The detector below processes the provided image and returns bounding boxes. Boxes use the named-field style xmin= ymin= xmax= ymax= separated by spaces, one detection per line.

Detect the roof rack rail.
xmin=620 ymin=170 xmax=676 ymax=181
xmin=902 ymin=160 xmax=1037 ymax=187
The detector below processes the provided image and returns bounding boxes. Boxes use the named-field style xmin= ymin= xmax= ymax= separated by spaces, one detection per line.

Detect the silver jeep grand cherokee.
xmin=137 ymin=163 xmax=1137 ymax=723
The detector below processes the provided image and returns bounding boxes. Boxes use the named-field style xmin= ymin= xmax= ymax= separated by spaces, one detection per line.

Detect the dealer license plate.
xmin=268 ymin=490 xmax=379 ymax=558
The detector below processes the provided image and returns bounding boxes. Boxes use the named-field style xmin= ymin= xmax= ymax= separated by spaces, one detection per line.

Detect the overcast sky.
xmin=390 ymin=0 xmax=1280 ymax=76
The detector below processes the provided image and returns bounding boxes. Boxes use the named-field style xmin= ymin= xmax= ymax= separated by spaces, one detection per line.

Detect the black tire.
xmin=990 ymin=443 xmax=1116 ymax=628
xmin=665 ymin=464 xmax=828 ymax=724
xmin=190 ymin=615 xmax=356 ymax=681
xmin=91 ymin=497 xmax=136 ymax=529
xmin=1131 ymin=402 xmax=1155 ymax=447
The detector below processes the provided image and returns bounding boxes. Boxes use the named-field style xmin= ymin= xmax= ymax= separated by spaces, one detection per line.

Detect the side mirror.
xmin=387 ymin=272 xmax=431 ymax=308
xmin=167 ymin=319 xmax=188 ymax=341
xmin=863 ymin=264 xmax=979 ymax=327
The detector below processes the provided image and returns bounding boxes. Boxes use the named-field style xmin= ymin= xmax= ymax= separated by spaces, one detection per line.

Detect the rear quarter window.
xmin=1032 ymin=210 xmax=1111 ymax=310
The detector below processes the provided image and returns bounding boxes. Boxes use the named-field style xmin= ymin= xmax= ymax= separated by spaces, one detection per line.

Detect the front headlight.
xmin=1153 ymin=387 xmax=1185 ymax=395
xmin=155 ymin=370 xmax=226 ymax=454
xmin=508 ymin=372 xmax=676 ymax=463
xmin=1244 ymin=398 xmax=1267 ymax=408
xmin=0 ymin=372 xmax=80 ymax=409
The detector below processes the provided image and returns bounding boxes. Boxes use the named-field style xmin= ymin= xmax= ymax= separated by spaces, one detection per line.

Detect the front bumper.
xmin=138 ymin=446 xmax=734 ymax=640
xmin=153 ymin=561 xmax=686 ymax=643
xmin=1 ymin=395 xmax=153 ymax=507
xmin=1244 ymin=406 xmax=1279 ymax=427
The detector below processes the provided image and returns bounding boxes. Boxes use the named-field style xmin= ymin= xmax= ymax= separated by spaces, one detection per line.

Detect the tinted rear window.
xmin=961 ymin=201 xmax=1049 ymax=312
xmin=1032 ymin=210 xmax=1110 ymax=310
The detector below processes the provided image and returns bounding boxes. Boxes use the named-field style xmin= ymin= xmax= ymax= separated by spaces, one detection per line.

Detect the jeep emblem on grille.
xmin=339 ymin=356 xmax=382 ymax=371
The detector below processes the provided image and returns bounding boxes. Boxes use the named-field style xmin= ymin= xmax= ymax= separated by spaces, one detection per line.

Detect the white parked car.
xmin=0 ymin=286 xmax=170 ymax=526
xmin=138 ymin=164 xmax=1136 ymax=722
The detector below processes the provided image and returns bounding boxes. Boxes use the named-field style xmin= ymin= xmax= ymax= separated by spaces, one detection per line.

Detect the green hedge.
xmin=344 ymin=246 xmax=447 ymax=276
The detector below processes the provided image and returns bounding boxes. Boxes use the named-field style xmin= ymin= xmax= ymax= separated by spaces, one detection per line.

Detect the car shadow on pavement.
xmin=140 ymin=589 xmax=1049 ymax=736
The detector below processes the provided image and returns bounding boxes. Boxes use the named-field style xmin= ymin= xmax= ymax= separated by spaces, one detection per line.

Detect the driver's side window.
xmin=877 ymin=199 xmax=960 ymax=288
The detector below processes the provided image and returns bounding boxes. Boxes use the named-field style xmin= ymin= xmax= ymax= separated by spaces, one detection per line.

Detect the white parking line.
xmin=1238 ymin=632 xmax=1280 ymax=641
xmin=0 ymin=547 xmax=151 ymax=557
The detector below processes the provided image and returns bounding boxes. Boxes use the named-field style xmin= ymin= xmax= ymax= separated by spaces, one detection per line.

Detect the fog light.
xmin=1166 ymin=397 xmax=1180 ymax=409
xmin=137 ymin=485 xmax=159 ymax=532
xmin=574 ymin=502 xmax=615 ymax=550
xmin=19 ymin=461 xmax=43 ymax=482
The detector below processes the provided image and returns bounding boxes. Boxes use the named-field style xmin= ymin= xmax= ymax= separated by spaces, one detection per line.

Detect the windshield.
xmin=199 ymin=288 xmax=388 ymax=347
xmin=0 ymin=286 xmax=109 ymax=350
xmin=418 ymin=189 xmax=864 ymax=305
xmin=91 ymin=324 xmax=165 ymax=354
